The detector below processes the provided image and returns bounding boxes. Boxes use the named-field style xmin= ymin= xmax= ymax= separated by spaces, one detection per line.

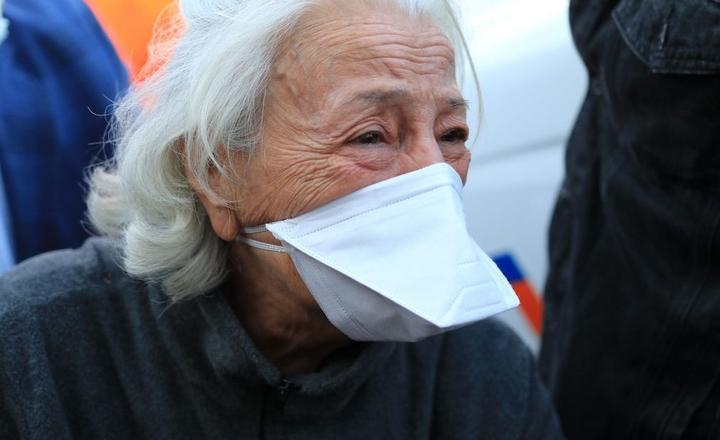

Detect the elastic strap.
xmin=243 ymin=225 xmax=269 ymax=234
xmin=235 ymin=235 xmax=286 ymax=253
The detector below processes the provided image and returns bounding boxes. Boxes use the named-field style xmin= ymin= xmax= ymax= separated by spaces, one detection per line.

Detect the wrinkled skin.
xmin=192 ymin=0 xmax=471 ymax=375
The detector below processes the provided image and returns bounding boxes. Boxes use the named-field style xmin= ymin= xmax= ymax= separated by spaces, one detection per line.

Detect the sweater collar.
xmin=158 ymin=284 xmax=397 ymax=416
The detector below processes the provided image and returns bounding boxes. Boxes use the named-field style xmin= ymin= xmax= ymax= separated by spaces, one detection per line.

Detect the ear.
xmin=181 ymin=142 xmax=242 ymax=242
xmin=195 ymin=187 xmax=241 ymax=242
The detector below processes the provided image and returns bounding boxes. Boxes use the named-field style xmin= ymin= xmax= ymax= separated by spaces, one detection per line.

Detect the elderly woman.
xmin=0 ymin=0 xmax=563 ymax=438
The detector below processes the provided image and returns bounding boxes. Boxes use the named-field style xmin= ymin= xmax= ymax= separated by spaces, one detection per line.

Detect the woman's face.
xmin=209 ymin=1 xmax=471 ymax=236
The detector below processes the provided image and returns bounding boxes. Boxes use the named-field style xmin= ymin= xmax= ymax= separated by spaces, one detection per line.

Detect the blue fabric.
xmin=493 ymin=253 xmax=524 ymax=284
xmin=0 ymin=0 xmax=128 ymax=263
xmin=0 ymin=165 xmax=14 ymax=273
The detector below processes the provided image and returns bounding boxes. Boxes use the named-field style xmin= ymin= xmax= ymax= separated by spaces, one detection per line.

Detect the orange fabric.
xmin=512 ymin=281 xmax=544 ymax=335
xmin=83 ymin=0 xmax=174 ymax=79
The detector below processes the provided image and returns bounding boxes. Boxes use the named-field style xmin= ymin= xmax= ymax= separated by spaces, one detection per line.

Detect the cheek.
xmin=336 ymin=145 xmax=397 ymax=172
xmin=446 ymin=148 xmax=471 ymax=183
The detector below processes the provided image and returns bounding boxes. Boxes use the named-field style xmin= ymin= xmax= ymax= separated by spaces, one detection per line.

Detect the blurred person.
xmin=0 ymin=0 xmax=128 ymax=271
xmin=0 ymin=1 xmax=14 ymax=274
xmin=0 ymin=1 xmax=564 ymax=438
xmin=0 ymin=0 xmax=11 ymax=273
xmin=540 ymin=1 xmax=720 ymax=438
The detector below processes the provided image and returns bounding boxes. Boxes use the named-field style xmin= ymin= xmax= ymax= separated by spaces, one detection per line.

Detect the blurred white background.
xmin=456 ymin=0 xmax=587 ymax=351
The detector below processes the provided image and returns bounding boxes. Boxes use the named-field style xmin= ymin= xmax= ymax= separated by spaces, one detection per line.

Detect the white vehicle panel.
xmin=456 ymin=0 xmax=587 ymax=350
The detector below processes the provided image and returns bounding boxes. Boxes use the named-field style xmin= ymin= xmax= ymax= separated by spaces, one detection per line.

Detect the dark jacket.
xmin=0 ymin=238 xmax=564 ymax=439
xmin=540 ymin=1 xmax=720 ymax=438
xmin=0 ymin=0 xmax=127 ymax=262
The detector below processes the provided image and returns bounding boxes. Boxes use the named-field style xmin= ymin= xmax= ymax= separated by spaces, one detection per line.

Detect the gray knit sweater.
xmin=0 ymin=238 xmax=563 ymax=439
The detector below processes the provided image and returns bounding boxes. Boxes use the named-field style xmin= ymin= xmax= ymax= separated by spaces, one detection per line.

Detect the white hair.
xmin=87 ymin=0 xmax=478 ymax=301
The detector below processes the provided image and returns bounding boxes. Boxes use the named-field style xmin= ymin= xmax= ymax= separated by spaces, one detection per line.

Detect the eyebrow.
xmin=448 ymin=97 xmax=470 ymax=110
xmin=343 ymin=88 xmax=468 ymax=110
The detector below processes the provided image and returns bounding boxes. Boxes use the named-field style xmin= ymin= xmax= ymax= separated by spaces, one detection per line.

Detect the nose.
xmin=399 ymin=134 xmax=445 ymax=174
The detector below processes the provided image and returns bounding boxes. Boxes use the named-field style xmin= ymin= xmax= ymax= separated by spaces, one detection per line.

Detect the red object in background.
xmin=511 ymin=279 xmax=543 ymax=334
xmin=83 ymin=0 xmax=175 ymax=79
xmin=493 ymin=254 xmax=544 ymax=335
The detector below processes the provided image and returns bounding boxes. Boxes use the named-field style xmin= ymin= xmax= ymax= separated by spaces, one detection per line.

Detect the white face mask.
xmin=236 ymin=163 xmax=519 ymax=342
xmin=0 ymin=0 xmax=8 ymax=47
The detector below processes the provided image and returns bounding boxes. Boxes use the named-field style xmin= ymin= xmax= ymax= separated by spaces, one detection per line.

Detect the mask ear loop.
xmin=243 ymin=225 xmax=269 ymax=234
xmin=236 ymin=225 xmax=287 ymax=253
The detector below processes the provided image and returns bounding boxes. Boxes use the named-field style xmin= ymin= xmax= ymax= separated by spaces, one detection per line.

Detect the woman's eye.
xmin=440 ymin=128 xmax=469 ymax=143
xmin=353 ymin=131 xmax=384 ymax=145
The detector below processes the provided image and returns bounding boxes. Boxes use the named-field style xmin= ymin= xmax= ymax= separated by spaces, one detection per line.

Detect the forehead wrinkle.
xmin=311 ymin=28 xmax=454 ymax=66
xmin=320 ymin=36 xmax=456 ymax=81
xmin=310 ymin=23 xmax=450 ymax=50
xmin=330 ymin=27 xmax=453 ymax=50
xmin=338 ymin=41 xmax=454 ymax=64
xmin=342 ymin=54 xmax=454 ymax=78
xmin=291 ymin=6 xmax=455 ymax=71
